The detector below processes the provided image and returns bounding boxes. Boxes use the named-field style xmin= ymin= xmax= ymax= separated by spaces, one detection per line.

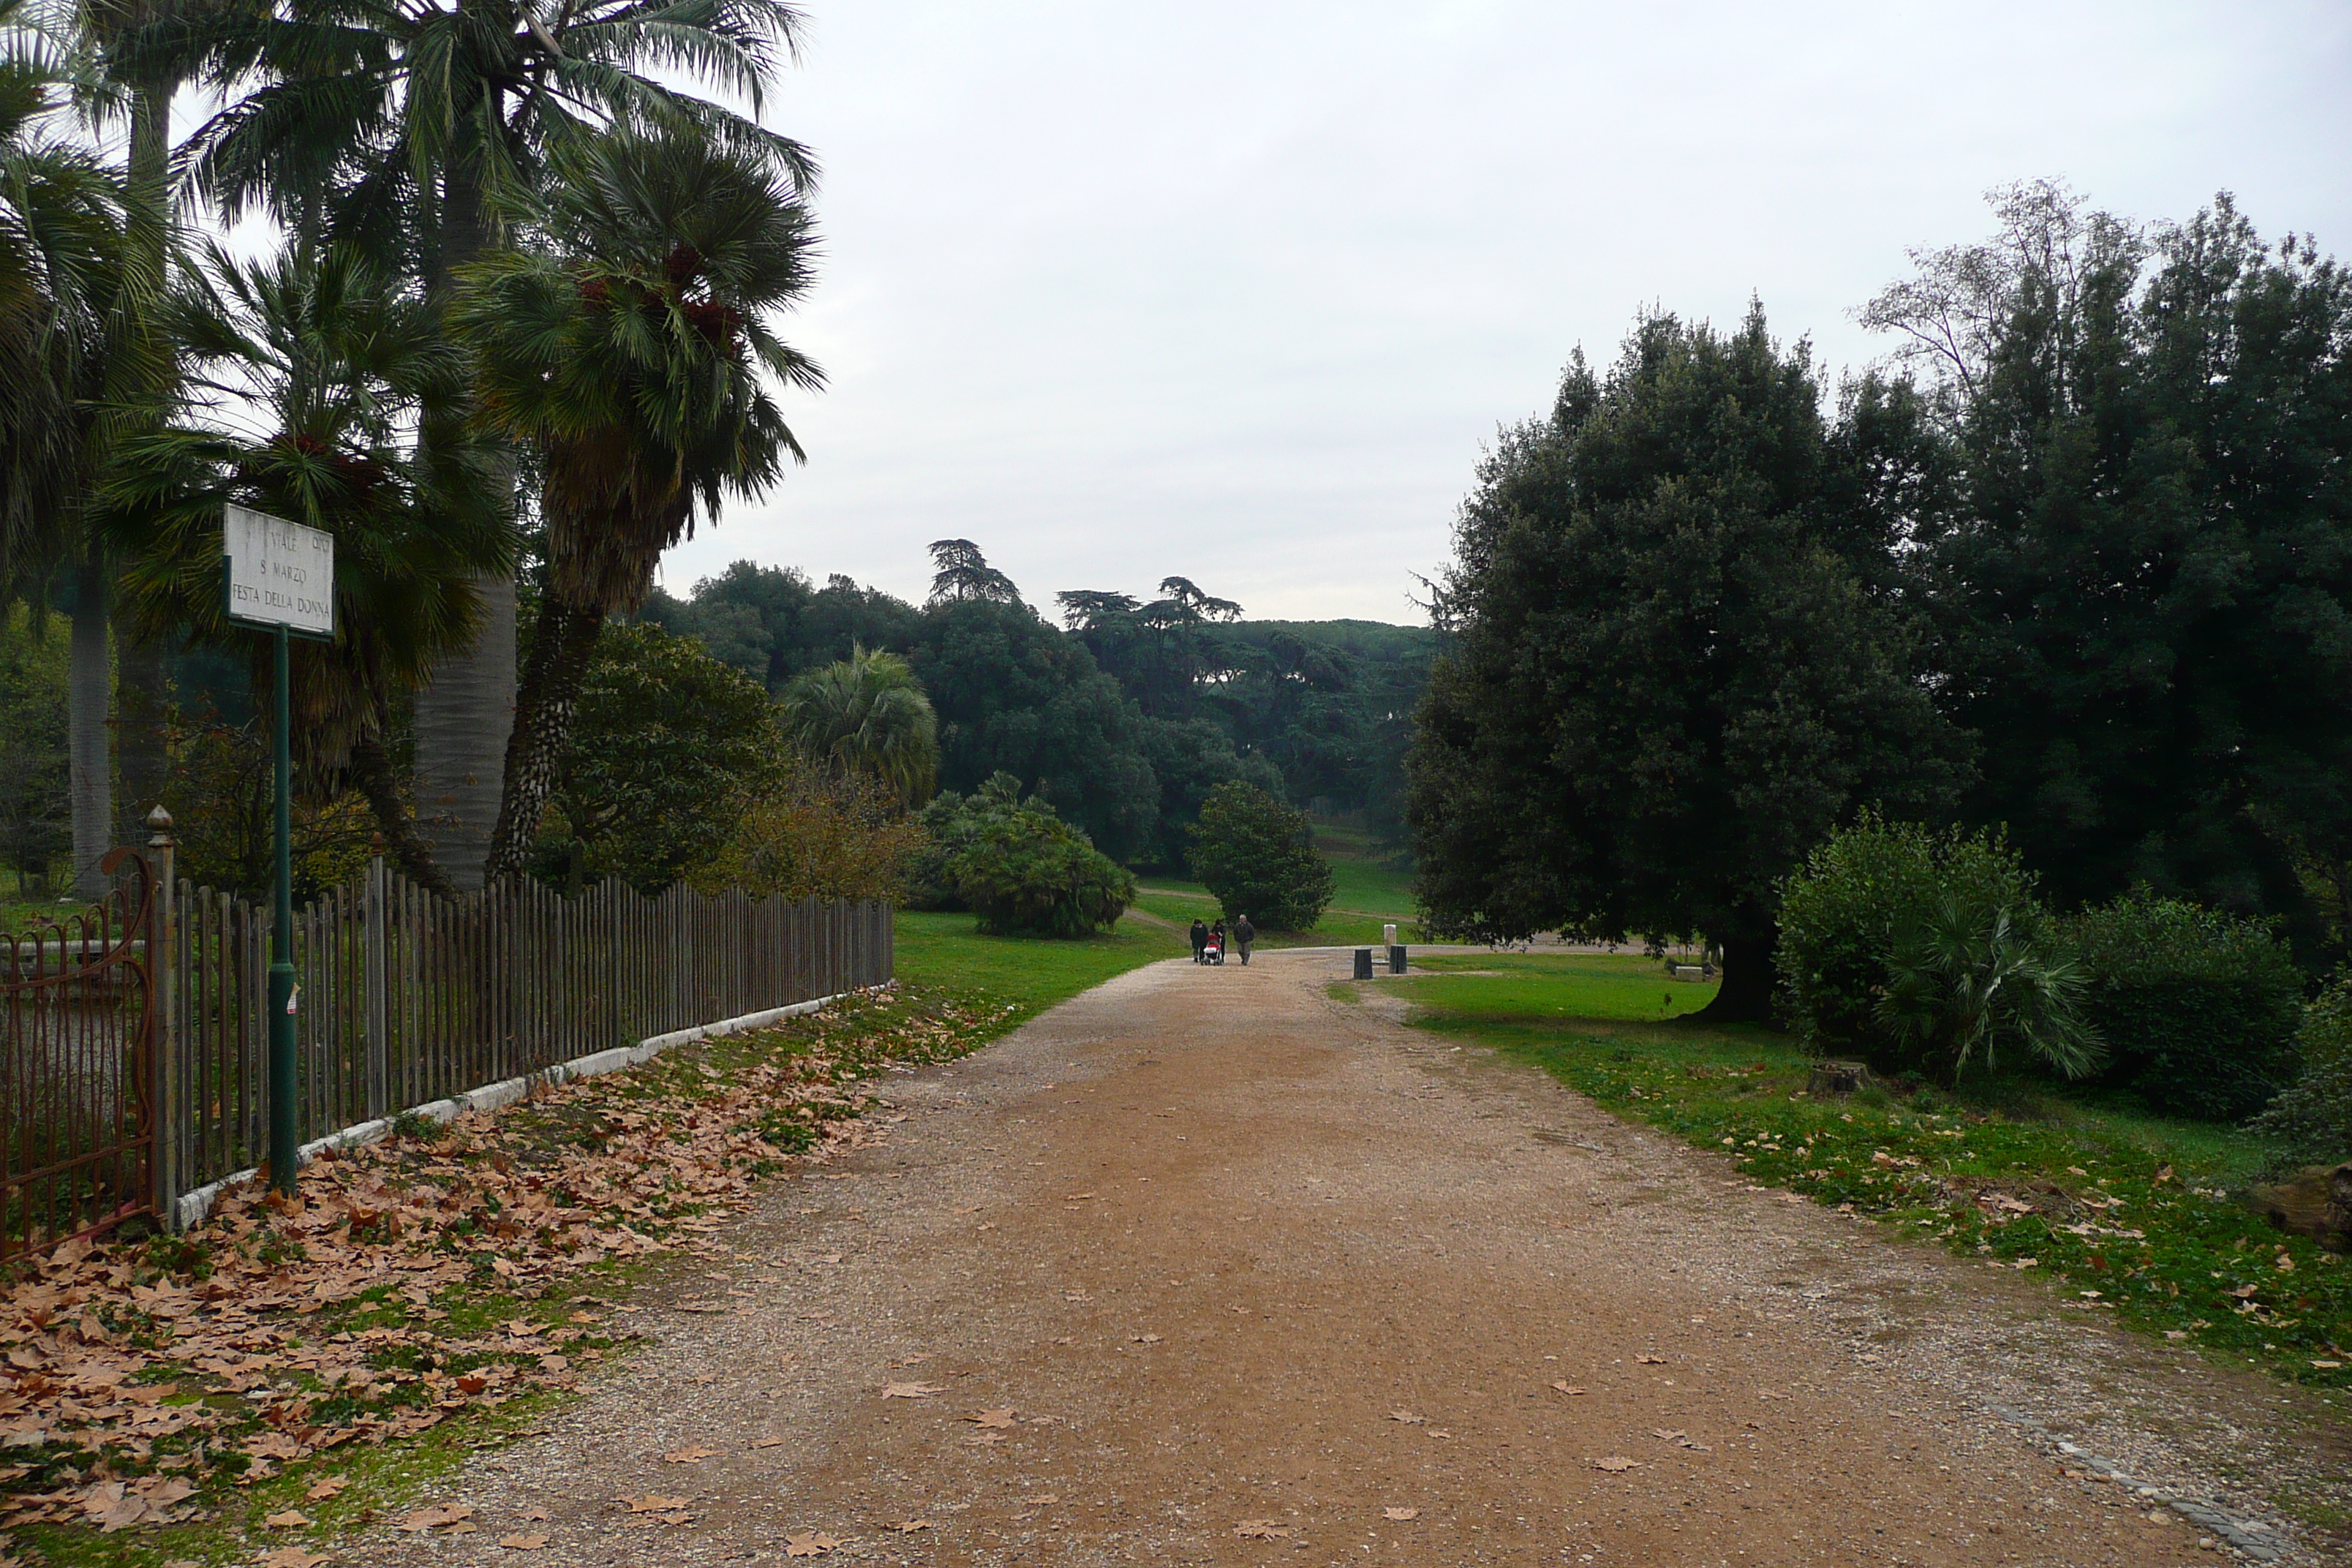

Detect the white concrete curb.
xmin=173 ymin=992 xmax=851 ymax=1232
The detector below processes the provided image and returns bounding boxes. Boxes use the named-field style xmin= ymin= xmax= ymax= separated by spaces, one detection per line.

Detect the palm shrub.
xmin=1776 ymin=814 xmax=2043 ymax=1063
xmin=780 ymin=644 xmax=938 ymax=804
xmin=96 ymin=242 xmax=509 ymax=893
xmin=459 ymin=127 xmax=821 ymax=881
xmin=1876 ymin=889 xmax=2102 ymax=1083
xmin=2062 ymin=891 xmax=2304 ymax=1120
xmin=1187 ymin=780 xmax=1333 ymax=930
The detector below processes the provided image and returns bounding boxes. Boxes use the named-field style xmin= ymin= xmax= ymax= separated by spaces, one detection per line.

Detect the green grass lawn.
xmin=892 ymin=908 xmax=1187 ymax=1023
xmin=1307 ymin=818 xmax=1420 ymax=920
xmin=1382 ymin=951 xmax=2352 ymax=1396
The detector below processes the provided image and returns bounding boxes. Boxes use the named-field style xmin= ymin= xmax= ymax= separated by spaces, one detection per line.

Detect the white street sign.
xmin=224 ymin=505 xmax=335 ymax=636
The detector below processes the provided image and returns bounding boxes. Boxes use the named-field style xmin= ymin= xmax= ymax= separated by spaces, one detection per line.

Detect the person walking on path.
xmin=1189 ymin=918 xmax=1210 ymax=965
xmin=1234 ymin=913 xmax=1255 ymax=966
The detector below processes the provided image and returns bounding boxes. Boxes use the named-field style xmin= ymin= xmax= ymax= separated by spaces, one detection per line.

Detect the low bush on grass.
xmin=2253 ymin=975 xmax=2352 ymax=1164
xmin=912 ymin=774 xmax=1135 ymax=935
xmin=2065 ymin=890 xmax=2306 ymax=1122
xmin=1776 ymin=815 xmax=2044 ymax=1066
xmin=1399 ymin=958 xmax=2351 ymax=1390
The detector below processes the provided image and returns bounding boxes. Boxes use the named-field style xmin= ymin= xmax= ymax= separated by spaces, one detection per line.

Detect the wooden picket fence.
xmin=4 ymin=827 xmax=893 ymax=1260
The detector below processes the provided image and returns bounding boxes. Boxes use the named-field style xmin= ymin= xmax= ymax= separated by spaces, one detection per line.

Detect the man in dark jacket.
xmin=1234 ymin=913 xmax=1256 ymax=966
xmin=1189 ymin=918 xmax=1209 ymax=964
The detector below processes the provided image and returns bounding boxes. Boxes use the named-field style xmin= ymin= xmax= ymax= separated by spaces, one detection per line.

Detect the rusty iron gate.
xmin=1 ymin=850 xmax=159 ymax=1263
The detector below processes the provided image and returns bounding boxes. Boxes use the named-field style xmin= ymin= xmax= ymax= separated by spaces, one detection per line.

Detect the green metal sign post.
xmin=267 ymin=622 xmax=295 ymax=1194
xmin=223 ymin=505 xmax=335 ymax=1196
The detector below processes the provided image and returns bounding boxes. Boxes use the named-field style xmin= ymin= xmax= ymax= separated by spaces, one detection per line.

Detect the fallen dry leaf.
xmin=1550 ymin=1381 xmax=1585 ymax=1395
xmin=1592 ymin=1456 xmax=1639 ymax=1472
xmin=521 ymin=1507 xmax=551 ymax=1522
xmin=400 ymin=1504 xmax=477 ymax=1532
xmin=263 ymin=1510 xmax=311 ymax=1529
xmin=783 ymin=1530 xmax=840 ymax=1557
xmin=1636 ymin=1354 xmax=1666 ymax=1365
xmin=497 ymin=1535 xmax=549 ymax=1550
xmin=1235 ymin=1520 xmax=1293 ymax=1539
xmin=891 ymin=1520 xmax=932 ymax=1534
xmin=1382 ymin=1507 xmax=1420 ymax=1520
xmin=1386 ymin=1409 xmax=1425 ymax=1425
xmin=623 ymin=1495 xmax=692 ymax=1514
xmin=662 ymin=1446 xmax=719 ymax=1464
xmin=751 ymin=1436 xmax=790 ymax=1449
xmin=880 ymin=1381 xmax=945 ymax=1399
xmin=303 ymin=1477 xmax=347 ymax=1503
xmin=1133 ymin=1333 xmax=1164 ymax=1343
xmin=967 ymin=1407 xmax=1017 ymax=1428
xmin=1428 ymin=1429 xmax=1453 ymax=1440
xmin=255 ymin=1551 xmax=330 ymax=1568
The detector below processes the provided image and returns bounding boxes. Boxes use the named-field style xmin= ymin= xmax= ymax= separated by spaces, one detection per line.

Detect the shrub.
xmin=690 ymin=765 xmax=928 ymax=904
xmin=1187 ymin=781 xmax=1335 ymax=930
xmin=916 ymin=773 xmax=1135 ymax=936
xmin=1776 ymin=814 xmax=2043 ymax=1065
xmin=2250 ymin=975 xmax=2352 ymax=1160
xmin=2063 ymin=891 xmax=2304 ymax=1121
xmin=1876 ymin=889 xmax=2100 ymax=1083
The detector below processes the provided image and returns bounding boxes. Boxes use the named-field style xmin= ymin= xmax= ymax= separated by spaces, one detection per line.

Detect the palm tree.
xmin=94 ymin=241 xmax=510 ymax=892
xmin=143 ymin=0 xmax=817 ymax=886
xmin=781 ymin=645 xmax=938 ymax=805
xmin=0 ymin=0 xmax=160 ymax=897
xmin=1876 ymin=890 xmax=2103 ymax=1083
xmin=456 ymin=127 xmax=819 ymax=881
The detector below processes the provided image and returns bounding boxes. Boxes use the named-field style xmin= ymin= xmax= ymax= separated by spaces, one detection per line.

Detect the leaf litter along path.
xmin=358 ymin=953 xmax=2343 ymax=1567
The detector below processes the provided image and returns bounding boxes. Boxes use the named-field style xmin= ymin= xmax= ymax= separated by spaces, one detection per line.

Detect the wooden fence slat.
xmin=130 ymin=865 xmax=889 ymax=1202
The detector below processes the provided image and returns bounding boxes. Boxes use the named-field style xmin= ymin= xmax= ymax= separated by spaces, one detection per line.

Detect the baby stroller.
xmin=1202 ymin=933 xmax=1224 ymax=965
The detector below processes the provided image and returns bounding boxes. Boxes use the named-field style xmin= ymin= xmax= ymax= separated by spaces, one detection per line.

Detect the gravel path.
xmin=358 ymin=951 xmax=2347 ymax=1566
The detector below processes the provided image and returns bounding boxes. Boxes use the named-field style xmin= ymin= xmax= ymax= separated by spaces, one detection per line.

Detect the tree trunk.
xmin=408 ymin=145 xmax=520 ymax=892
xmin=110 ymin=74 xmax=174 ymax=847
xmin=1683 ymin=929 xmax=1778 ymax=1025
xmin=483 ymin=598 xmax=605 ymax=882
xmin=67 ymin=560 xmax=113 ymax=900
xmin=412 ymin=573 xmax=516 ymax=890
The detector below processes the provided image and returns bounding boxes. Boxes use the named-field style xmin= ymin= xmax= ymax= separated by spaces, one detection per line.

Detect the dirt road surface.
xmin=364 ymin=951 xmax=2344 ymax=1567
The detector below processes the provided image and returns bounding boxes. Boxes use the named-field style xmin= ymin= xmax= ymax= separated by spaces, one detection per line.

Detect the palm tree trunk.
xmin=112 ymin=72 xmax=175 ymax=846
xmin=409 ymin=140 xmax=518 ymax=892
xmin=412 ymin=573 xmax=516 ymax=890
xmin=67 ymin=559 xmax=113 ymax=899
xmin=483 ymin=598 xmax=604 ymax=882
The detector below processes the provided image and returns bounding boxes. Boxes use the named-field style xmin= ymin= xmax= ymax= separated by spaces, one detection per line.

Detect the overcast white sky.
xmin=654 ymin=0 xmax=2352 ymax=625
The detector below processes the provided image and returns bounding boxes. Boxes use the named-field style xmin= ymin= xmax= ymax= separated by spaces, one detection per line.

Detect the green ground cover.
xmin=892 ymin=908 xmax=1186 ymax=1021
xmin=1384 ymin=952 xmax=2352 ymax=1396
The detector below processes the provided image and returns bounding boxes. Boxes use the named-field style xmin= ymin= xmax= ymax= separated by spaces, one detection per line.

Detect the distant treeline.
xmin=641 ymin=545 xmax=1433 ymax=867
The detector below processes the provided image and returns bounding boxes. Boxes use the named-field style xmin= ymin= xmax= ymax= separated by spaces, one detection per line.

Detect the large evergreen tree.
xmin=1867 ymin=184 xmax=2352 ymax=956
xmin=1408 ymin=307 xmax=1968 ymax=1019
